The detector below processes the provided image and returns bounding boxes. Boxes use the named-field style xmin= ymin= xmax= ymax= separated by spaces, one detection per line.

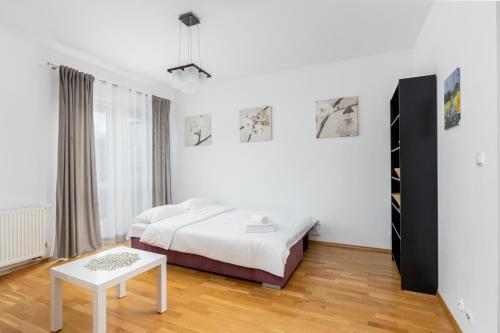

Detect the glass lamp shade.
xmin=171 ymin=69 xmax=184 ymax=90
xmin=199 ymin=72 xmax=208 ymax=82
xmin=170 ymin=67 xmax=204 ymax=94
xmin=185 ymin=66 xmax=199 ymax=83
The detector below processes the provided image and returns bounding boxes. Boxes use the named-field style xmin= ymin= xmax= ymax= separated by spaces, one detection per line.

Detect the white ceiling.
xmin=0 ymin=0 xmax=432 ymax=86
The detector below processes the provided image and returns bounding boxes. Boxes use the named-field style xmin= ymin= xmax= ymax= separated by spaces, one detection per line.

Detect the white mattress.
xmin=131 ymin=206 xmax=318 ymax=277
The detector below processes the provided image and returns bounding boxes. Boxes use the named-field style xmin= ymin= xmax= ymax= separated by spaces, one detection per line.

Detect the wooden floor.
xmin=0 ymin=242 xmax=454 ymax=333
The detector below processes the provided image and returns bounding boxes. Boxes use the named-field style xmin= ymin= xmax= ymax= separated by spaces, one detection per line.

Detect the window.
xmin=93 ymin=83 xmax=152 ymax=243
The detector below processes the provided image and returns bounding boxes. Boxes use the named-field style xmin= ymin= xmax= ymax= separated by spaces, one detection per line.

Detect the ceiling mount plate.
xmin=179 ymin=12 xmax=200 ymax=27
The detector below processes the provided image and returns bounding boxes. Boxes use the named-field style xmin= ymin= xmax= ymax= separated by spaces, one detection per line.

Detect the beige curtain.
xmin=55 ymin=66 xmax=102 ymax=258
xmin=152 ymin=95 xmax=171 ymax=206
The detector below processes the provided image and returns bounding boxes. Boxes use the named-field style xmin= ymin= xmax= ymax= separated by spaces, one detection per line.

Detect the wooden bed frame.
xmin=131 ymin=233 xmax=309 ymax=289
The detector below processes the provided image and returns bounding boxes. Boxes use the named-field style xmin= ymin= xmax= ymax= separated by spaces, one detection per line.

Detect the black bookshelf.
xmin=390 ymin=75 xmax=437 ymax=295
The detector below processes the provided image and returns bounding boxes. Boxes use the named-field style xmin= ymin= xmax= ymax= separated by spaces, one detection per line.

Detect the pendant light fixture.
xmin=167 ymin=12 xmax=211 ymax=94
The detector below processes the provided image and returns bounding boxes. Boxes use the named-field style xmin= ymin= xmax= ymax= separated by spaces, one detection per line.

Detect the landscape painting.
xmin=444 ymin=67 xmax=461 ymax=130
xmin=185 ymin=114 xmax=212 ymax=146
xmin=239 ymin=106 xmax=272 ymax=142
xmin=315 ymin=96 xmax=359 ymax=138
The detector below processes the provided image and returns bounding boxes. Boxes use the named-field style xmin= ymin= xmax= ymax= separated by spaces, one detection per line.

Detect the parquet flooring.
xmin=0 ymin=242 xmax=455 ymax=332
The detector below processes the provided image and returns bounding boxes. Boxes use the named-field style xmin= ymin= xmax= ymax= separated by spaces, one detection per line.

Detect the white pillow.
xmin=178 ymin=198 xmax=218 ymax=211
xmin=133 ymin=205 xmax=188 ymax=224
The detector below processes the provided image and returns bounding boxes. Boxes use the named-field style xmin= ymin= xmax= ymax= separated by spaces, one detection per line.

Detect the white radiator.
xmin=0 ymin=205 xmax=49 ymax=268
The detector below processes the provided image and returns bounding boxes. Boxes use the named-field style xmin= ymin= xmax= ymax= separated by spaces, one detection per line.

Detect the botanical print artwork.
xmin=185 ymin=114 xmax=212 ymax=146
xmin=315 ymin=96 xmax=359 ymax=138
xmin=444 ymin=68 xmax=461 ymax=130
xmin=239 ymin=106 xmax=272 ymax=142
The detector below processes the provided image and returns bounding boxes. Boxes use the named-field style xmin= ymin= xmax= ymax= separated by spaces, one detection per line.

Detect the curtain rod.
xmin=46 ymin=62 xmax=149 ymax=96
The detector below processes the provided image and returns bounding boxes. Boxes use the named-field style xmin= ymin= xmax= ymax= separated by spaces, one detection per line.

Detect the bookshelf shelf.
xmin=394 ymin=168 xmax=400 ymax=178
xmin=391 ymin=193 xmax=401 ymax=206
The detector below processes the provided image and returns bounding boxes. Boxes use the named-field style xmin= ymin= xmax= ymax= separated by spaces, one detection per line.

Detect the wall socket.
xmin=465 ymin=311 xmax=474 ymax=324
xmin=457 ymin=297 xmax=474 ymax=325
xmin=457 ymin=297 xmax=465 ymax=312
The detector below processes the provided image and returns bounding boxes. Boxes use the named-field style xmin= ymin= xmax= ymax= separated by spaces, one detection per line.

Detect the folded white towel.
xmin=249 ymin=215 xmax=273 ymax=225
xmin=245 ymin=224 xmax=275 ymax=233
xmin=245 ymin=223 xmax=273 ymax=228
xmin=246 ymin=225 xmax=274 ymax=230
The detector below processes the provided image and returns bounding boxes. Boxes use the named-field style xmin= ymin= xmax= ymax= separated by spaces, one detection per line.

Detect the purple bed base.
xmin=131 ymin=233 xmax=309 ymax=288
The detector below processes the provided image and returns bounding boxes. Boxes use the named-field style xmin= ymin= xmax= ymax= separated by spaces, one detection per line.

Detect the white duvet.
xmin=138 ymin=205 xmax=317 ymax=277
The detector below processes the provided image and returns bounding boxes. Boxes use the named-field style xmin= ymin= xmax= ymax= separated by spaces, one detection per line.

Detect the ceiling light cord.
xmin=178 ymin=21 xmax=182 ymax=66
xmin=197 ymin=24 xmax=201 ymax=67
xmin=189 ymin=16 xmax=192 ymax=63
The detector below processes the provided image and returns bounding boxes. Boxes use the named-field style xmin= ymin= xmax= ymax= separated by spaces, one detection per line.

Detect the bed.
xmin=129 ymin=202 xmax=318 ymax=288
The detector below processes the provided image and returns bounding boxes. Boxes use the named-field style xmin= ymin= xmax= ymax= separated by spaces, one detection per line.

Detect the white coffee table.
xmin=50 ymin=246 xmax=167 ymax=333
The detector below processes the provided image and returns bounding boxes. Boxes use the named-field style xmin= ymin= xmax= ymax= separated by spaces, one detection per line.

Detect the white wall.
xmin=0 ymin=28 xmax=175 ymax=255
xmin=172 ymin=51 xmax=412 ymax=249
xmin=412 ymin=2 xmax=498 ymax=332
xmin=497 ymin=4 xmax=500 ymax=330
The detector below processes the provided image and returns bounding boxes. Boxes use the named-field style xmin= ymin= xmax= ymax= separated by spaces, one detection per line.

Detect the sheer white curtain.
xmin=94 ymin=82 xmax=152 ymax=243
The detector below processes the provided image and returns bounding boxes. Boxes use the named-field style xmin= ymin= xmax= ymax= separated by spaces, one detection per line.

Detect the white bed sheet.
xmin=140 ymin=206 xmax=235 ymax=250
xmin=134 ymin=206 xmax=317 ymax=277
xmin=129 ymin=222 xmax=149 ymax=238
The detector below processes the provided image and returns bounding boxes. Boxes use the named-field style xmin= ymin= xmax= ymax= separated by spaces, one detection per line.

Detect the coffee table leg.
xmin=50 ymin=274 xmax=63 ymax=332
xmin=117 ymin=281 xmax=126 ymax=298
xmin=93 ymin=289 xmax=106 ymax=333
xmin=157 ymin=262 xmax=167 ymax=313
